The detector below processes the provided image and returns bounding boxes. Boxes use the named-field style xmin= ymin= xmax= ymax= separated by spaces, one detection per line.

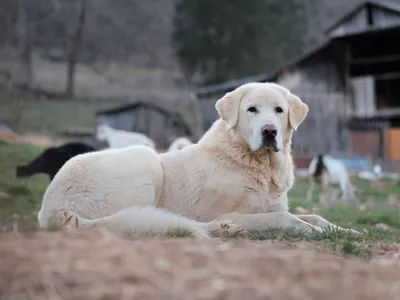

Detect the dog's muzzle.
xmin=261 ymin=124 xmax=278 ymax=152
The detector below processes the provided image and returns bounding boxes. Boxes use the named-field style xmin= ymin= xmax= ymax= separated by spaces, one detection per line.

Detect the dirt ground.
xmin=0 ymin=229 xmax=399 ymax=300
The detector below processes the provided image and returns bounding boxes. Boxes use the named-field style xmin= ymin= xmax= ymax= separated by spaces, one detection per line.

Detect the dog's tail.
xmin=59 ymin=206 xmax=214 ymax=239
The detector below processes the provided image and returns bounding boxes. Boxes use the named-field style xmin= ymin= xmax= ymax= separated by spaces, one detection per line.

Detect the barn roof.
xmin=325 ymin=0 xmax=400 ymax=35
xmin=96 ymin=100 xmax=193 ymax=136
xmin=196 ymin=40 xmax=332 ymax=98
xmin=196 ymin=73 xmax=272 ymax=98
xmin=196 ymin=0 xmax=400 ymax=99
xmin=96 ymin=100 xmax=180 ymax=117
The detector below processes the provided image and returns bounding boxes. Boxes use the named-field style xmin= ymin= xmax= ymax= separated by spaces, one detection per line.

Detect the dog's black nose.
xmin=262 ymin=125 xmax=277 ymax=140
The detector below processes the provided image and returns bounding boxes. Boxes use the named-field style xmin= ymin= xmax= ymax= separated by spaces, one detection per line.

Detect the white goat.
xmin=306 ymin=154 xmax=357 ymax=203
xmin=167 ymin=137 xmax=193 ymax=152
xmin=96 ymin=124 xmax=156 ymax=150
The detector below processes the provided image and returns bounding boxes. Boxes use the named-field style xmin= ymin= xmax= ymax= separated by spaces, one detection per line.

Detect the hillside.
xmin=1 ymin=0 xmax=398 ymax=137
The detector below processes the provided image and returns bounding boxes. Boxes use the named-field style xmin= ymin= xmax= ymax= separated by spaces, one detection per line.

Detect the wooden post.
xmin=344 ymin=42 xmax=352 ymax=117
xmin=145 ymin=107 xmax=152 ymax=138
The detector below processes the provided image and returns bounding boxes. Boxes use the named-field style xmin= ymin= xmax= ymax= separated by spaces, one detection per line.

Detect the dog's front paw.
xmin=211 ymin=220 xmax=249 ymax=238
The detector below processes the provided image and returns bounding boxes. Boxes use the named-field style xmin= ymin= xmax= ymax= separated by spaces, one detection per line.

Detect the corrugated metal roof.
xmin=325 ymin=0 xmax=400 ymax=34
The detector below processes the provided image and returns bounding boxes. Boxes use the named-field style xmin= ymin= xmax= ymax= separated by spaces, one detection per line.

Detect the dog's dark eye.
xmin=247 ymin=106 xmax=258 ymax=113
xmin=275 ymin=106 xmax=283 ymax=114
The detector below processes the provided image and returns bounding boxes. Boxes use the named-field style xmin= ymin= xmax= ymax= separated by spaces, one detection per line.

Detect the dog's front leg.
xmin=217 ymin=212 xmax=322 ymax=233
xmin=296 ymin=214 xmax=361 ymax=235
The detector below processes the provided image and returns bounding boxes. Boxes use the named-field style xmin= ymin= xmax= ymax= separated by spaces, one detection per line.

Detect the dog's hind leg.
xmin=59 ymin=206 xmax=246 ymax=239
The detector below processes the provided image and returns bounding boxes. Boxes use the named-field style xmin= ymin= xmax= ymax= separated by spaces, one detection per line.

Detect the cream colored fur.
xmin=167 ymin=137 xmax=193 ymax=152
xmin=39 ymin=82 xmax=360 ymax=238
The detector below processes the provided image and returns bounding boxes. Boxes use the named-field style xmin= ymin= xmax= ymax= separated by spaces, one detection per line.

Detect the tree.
xmin=15 ymin=0 xmax=33 ymax=89
xmin=66 ymin=0 xmax=87 ymax=96
xmin=172 ymin=0 xmax=308 ymax=84
xmin=14 ymin=0 xmax=61 ymax=89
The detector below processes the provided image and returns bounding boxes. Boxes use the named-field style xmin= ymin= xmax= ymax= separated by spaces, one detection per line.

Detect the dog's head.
xmin=215 ymin=82 xmax=308 ymax=152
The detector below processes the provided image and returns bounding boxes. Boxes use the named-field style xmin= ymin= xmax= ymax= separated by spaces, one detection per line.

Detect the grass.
xmin=123 ymin=228 xmax=194 ymax=239
xmin=0 ymin=141 xmax=399 ymax=259
xmin=288 ymin=177 xmax=400 ymax=232
xmin=0 ymin=141 xmax=48 ymax=223
xmin=0 ymin=91 xmax=113 ymax=136
xmin=249 ymin=226 xmax=400 ymax=259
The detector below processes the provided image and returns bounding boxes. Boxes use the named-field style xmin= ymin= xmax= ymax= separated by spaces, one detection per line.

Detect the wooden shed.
xmin=196 ymin=0 xmax=400 ymax=170
xmin=94 ymin=101 xmax=192 ymax=150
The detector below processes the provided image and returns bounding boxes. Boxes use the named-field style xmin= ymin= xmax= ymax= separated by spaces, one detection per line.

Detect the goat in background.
xmin=96 ymin=124 xmax=156 ymax=150
xmin=306 ymin=154 xmax=358 ymax=204
xmin=16 ymin=142 xmax=95 ymax=181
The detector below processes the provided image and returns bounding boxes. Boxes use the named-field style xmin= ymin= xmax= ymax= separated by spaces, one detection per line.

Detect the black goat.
xmin=16 ymin=142 xmax=95 ymax=181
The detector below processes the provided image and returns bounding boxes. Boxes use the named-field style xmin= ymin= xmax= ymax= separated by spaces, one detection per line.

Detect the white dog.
xmin=96 ymin=123 xmax=156 ymax=150
xmin=306 ymin=154 xmax=357 ymax=203
xmin=39 ymin=82 xmax=359 ymax=238
xmin=168 ymin=137 xmax=193 ymax=152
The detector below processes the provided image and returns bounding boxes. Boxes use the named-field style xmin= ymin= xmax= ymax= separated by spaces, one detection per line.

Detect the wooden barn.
xmin=196 ymin=0 xmax=400 ymax=171
xmin=94 ymin=101 xmax=192 ymax=150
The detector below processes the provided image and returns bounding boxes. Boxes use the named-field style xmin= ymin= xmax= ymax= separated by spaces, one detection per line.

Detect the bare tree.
xmin=65 ymin=0 xmax=87 ymax=96
xmin=15 ymin=0 xmax=33 ymax=89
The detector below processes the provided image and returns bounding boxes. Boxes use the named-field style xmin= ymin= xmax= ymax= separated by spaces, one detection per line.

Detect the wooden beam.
xmin=348 ymin=121 xmax=388 ymax=130
xmin=351 ymin=54 xmax=400 ymax=65
xmin=375 ymin=72 xmax=400 ymax=81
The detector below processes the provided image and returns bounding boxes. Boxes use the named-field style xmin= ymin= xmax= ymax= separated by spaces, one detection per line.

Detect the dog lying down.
xmin=39 ymin=82 xmax=360 ymax=238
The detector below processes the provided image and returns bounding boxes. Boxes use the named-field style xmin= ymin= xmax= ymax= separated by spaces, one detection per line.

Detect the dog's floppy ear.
xmin=215 ymin=89 xmax=243 ymax=129
xmin=269 ymin=83 xmax=308 ymax=131
xmin=287 ymin=93 xmax=309 ymax=131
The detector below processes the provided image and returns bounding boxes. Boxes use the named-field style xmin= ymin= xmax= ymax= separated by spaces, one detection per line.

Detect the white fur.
xmin=167 ymin=137 xmax=193 ymax=152
xmin=226 ymin=85 xmax=287 ymax=152
xmin=38 ymin=145 xmax=163 ymax=227
xmin=96 ymin=123 xmax=156 ymax=149
xmin=307 ymin=155 xmax=357 ymax=202
xmin=69 ymin=206 xmax=216 ymax=238
xmin=39 ymin=82 xmax=359 ymax=238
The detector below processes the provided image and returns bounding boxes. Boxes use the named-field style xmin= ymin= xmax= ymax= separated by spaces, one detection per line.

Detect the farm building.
xmin=94 ymin=101 xmax=193 ymax=150
xmin=197 ymin=0 xmax=400 ymax=171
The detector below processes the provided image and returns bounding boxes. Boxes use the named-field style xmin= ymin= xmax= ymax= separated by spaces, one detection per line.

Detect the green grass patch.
xmin=288 ymin=177 xmax=400 ymax=232
xmin=0 ymin=141 xmax=48 ymax=224
xmin=249 ymin=226 xmax=400 ymax=259
xmin=0 ymin=96 xmax=113 ymax=135
xmin=166 ymin=228 xmax=194 ymax=238
xmin=123 ymin=227 xmax=194 ymax=239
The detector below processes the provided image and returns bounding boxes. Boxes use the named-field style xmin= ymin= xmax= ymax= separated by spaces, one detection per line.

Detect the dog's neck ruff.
xmin=201 ymin=120 xmax=292 ymax=180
